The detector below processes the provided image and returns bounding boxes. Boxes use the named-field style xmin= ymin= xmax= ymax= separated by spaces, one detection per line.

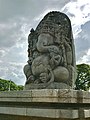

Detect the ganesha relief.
xmin=23 ymin=11 xmax=76 ymax=89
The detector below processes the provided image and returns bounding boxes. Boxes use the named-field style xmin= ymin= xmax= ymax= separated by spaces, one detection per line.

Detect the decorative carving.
xmin=23 ymin=11 xmax=76 ymax=89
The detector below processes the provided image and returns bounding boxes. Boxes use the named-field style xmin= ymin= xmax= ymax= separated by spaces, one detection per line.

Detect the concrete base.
xmin=0 ymin=89 xmax=90 ymax=120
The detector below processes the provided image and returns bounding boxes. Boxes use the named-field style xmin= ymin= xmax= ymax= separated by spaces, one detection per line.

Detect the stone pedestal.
xmin=25 ymin=82 xmax=71 ymax=89
xmin=0 ymin=89 xmax=90 ymax=120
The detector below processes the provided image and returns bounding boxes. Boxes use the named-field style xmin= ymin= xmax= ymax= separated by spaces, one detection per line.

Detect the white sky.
xmin=0 ymin=0 xmax=90 ymax=85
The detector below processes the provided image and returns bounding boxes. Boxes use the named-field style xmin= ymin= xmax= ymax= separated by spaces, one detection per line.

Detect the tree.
xmin=0 ymin=78 xmax=24 ymax=91
xmin=17 ymin=85 xmax=24 ymax=91
xmin=75 ymin=64 xmax=90 ymax=91
xmin=0 ymin=79 xmax=9 ymax=91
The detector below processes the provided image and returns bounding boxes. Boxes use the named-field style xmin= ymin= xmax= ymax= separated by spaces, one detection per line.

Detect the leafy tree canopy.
xmin=0 ymin=78 xmax=24 ymax=91
xmin=75 ymin=64 xmax=90 ymax=91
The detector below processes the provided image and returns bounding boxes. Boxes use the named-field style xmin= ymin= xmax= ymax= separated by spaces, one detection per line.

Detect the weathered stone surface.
xmin=0 ymin=89 xmax=90 ymax=103
xmin=0 ymin=89 xmax=90 ymax=120
xmin=25 ymin=82 xmax=71 ymax=89
xmin=23 ymin=11 xmax=77 ymax=89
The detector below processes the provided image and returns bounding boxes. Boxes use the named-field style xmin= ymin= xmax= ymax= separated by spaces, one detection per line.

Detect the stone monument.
xmin=0 ymin=11 xmax=90 ymax=120
xmin=23 ymin=11 xmax=76 ymax=89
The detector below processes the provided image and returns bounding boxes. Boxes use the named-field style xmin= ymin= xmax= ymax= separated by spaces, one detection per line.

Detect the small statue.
xmin=23 ymin=11 xmax=77 ymax=89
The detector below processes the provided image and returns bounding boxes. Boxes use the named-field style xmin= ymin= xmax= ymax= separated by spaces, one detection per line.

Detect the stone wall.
xmin=0 ymin=89 xmax=90 ymax=120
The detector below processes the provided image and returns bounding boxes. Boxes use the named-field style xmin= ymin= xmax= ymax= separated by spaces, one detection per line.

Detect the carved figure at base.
xmin=23 ymin=11 xmax=77 ymax=89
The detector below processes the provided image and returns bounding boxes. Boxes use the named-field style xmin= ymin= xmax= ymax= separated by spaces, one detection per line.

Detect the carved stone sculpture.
xmin=23 ymin=11 xmax=77 ymax=89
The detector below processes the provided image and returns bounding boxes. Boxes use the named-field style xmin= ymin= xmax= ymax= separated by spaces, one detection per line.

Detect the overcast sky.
xmin=0 ymin=0 xmax=90 ymax=85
